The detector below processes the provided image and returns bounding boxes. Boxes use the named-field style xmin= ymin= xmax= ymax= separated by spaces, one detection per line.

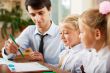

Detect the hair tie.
xmin=99 ymin=1 xmax=110 ymax=14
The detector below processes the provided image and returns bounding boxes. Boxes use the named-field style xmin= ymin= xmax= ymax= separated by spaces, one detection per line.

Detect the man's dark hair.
xmin=25 ymin=0 xmax=51 ymax=11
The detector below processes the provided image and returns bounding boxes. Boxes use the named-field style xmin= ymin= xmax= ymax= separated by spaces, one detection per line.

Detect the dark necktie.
xmin=39 ymin=34 xmax=47 ymax=55
xmin=80 ymin=65 xmax=85 ymax=73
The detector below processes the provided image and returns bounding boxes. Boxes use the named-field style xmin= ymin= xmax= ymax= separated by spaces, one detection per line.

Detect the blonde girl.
xmin=78 ymin=3 xmax=110 ymax=73
xmin=58 ymin=15 xmax=85 ymax=73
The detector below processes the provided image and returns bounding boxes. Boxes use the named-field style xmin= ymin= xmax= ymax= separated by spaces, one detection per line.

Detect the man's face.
xmin=27 ymin=6 xmax=51 ymax=29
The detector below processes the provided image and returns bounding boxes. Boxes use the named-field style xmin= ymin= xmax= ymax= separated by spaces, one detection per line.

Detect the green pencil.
xmin=9 ymin=34 xmax=24 ymax=58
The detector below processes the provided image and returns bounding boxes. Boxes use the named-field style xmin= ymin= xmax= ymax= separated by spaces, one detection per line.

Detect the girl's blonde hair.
xmin=63 ymin=14 xmax=79 ymax=30
xmin=79 ymin=9 xmax=107 ymax=41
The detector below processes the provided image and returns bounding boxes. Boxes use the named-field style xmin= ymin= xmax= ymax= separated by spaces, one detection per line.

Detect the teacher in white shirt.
xmin=2 ymin=0 xmax=64 ymax=66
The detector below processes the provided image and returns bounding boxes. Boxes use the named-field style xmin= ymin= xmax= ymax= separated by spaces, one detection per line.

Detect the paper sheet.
xmin=0 ymin=58 xmax=49 ymax=72
xmin=9 ymin=62 xmax=49 ymax=72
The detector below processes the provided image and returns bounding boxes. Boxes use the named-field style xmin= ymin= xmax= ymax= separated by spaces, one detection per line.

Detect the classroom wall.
xmin=70 ymin=0 xmax=94 ymax=14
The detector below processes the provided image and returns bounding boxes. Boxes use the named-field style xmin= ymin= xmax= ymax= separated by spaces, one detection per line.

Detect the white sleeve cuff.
xmin=2 ymin=47 xmax=16 ymax=60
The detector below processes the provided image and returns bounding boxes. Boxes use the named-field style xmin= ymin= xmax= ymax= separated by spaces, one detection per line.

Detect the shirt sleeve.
xmin=2 ymin=25 xmax=34 ymax=60
xmin=59 ymin=50 xmax=67 ymax=61
xmin=15 ymin=25 xmax=33 ymax=50
xmin=73 ymin=60 xmax=82 ymax=73
xmin=2 ymin=47 xmax=16 ymax=60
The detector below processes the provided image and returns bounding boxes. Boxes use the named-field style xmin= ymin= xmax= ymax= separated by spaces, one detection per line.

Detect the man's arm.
xmin=2 ymin=47 xmax=16 ymax=60
xmin=2 ymin=26 xmax=33 ymax=60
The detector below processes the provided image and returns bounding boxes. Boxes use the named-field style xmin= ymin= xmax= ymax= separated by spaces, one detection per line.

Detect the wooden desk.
xmin=0 ymin=64 xmax=12 ymax=73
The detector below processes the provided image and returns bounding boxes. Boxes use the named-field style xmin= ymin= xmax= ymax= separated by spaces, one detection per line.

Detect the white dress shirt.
xmin=2 ymin=22 xmax=64 ymax=65
xmin=59 ymin=44 xmax=86 ymax=73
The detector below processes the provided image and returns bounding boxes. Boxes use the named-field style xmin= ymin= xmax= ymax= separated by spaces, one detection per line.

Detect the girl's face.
xmin=59 ymin=22 xmax=80 ymax=48
xmin=78 ymin=19 xmax=96 ymax=48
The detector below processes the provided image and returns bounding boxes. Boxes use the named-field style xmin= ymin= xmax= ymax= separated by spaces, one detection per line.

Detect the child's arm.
xmin=43 ymin=63 xmax=71 ymax=73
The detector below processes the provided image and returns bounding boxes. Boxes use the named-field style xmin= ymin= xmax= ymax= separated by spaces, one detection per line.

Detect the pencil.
xmin=9 ymin=34 xmax=24 ymax=58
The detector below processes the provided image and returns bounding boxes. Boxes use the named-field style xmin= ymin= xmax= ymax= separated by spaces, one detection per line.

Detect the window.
xmin=51 ymin=0 xmax=71 ymax=25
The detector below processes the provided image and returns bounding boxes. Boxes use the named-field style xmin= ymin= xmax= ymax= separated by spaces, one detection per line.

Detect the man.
xmin=2 ymin=0 xmax=64 ymax=65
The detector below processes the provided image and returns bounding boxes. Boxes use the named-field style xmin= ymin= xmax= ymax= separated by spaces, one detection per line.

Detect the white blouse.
xmin=59 ymin=44 xmax=86 ymax=73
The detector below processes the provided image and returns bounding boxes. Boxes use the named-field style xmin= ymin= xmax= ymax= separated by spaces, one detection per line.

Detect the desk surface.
xmin=0 ymin=64 xmax=12 ymax=73
xmin=0 ymin=55 xmax=52 ymax=73
xmin=0 ymin=64 xmax=52 ymax=73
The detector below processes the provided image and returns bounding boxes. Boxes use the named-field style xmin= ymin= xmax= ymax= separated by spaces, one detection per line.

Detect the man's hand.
xmin=4 ymin=39 xmax=19 ymax=54
xmin=29 ymin=51 xmax=44 ymax=63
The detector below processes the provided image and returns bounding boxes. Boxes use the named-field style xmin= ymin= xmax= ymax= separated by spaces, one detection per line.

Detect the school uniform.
xmin=59 ymin=44 xmax=86 ymax=73
xmin=82 ymin=46 xmax=110 ymax=73
xmin=2 ymin=21 xmax=65 ymax=65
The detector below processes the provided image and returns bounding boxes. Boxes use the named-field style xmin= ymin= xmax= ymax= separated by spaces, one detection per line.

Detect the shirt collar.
xmin=97 ymin=46 xmax=109 ymax=59
xmin=66 ymin=44 xmax=83 ymax=53
xmin=91 ymin=46 xmax=109 ymax=59
xmin=34 ymin=21 xmax=58 ymax=37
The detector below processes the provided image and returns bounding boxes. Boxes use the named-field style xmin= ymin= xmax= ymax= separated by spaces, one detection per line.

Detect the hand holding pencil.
xmin=4 ymin=38 xmax=19 ymax=54
xmin=4 ymin=34 xmax=24 ymax=58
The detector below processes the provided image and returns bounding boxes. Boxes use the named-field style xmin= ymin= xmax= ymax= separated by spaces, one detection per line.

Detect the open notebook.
xmin=9 ymin=62 xmax=49 ymax=72
xmin=0 ymin=58 xmax=49 ymax=72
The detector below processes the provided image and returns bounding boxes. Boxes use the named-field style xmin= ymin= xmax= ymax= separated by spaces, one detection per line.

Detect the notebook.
xmin=0 ymin=58 xmax=49 ymax=72
xmin=8 ymin=62 xmax=49 ymax=72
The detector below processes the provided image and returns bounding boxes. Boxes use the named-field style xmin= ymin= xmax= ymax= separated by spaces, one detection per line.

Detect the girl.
xmin=58 ymin=15 xmax=85 ymax=73
xmin=78 ymin=3 xmax=110 ymax=73
xmin=44 ymin=15 xmax=86 ymax=73
xmin=99 ymin=2 xmax=110 ymax=72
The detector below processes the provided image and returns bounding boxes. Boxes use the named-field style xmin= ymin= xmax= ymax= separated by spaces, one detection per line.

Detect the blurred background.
xmin=0 ymin=0 xmax=109 ymax=54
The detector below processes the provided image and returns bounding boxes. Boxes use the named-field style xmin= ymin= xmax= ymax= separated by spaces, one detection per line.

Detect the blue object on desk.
xmin=8 ymin=64 xmax=14 ymax=67
xmin=11 ymin=67 xmax=15 ymax=71
xmin=8 ymin=63 xmax=15 ymax=71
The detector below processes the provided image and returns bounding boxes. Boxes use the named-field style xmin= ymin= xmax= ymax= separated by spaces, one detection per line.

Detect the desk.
xmin=0 ymin=64 xmax=52 ymax=73
xmin=0 ymin=55 xmax=52 ymax=73
xmin=0 ymin=64 xmax=12 ymax=73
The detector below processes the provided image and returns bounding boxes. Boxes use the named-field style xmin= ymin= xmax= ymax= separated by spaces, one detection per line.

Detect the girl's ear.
xmin=95 ymin=28 xmax=101 ymax=40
